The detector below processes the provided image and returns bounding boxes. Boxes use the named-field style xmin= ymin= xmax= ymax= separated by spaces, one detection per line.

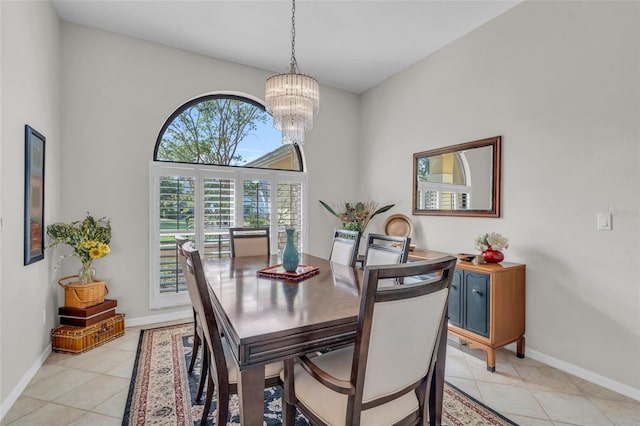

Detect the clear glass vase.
xmin=78 ymin=261 xmax=96 ymax=284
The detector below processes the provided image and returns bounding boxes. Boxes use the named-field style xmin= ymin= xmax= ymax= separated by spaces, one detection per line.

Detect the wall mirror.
xmin=413 ymin=136 xmax=501 ymax=217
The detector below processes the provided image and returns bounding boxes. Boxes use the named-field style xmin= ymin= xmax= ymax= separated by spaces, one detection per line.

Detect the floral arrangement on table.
xmin=474 ymin=232 xmax=509 ymax=263
xmin=319 ymin=200 xmax=394 ymax=234
xmin=47 ymin=213 xmax=112 ymax=284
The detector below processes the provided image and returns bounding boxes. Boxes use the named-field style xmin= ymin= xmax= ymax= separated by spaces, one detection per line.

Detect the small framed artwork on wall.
xmin=24 ymin=125 xmax=46 ymax=265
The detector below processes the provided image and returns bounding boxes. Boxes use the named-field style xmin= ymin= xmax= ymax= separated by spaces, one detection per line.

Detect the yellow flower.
xmin=46 ymin=213 xmax=112 ymax=268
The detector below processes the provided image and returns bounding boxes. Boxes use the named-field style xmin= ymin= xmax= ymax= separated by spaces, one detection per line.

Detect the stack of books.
xmin=58 ymin=299 xmax=118 ymax=327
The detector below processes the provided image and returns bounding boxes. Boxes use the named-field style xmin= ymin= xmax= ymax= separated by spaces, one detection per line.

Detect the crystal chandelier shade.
xmin=265 ymin=0 xmax=319 ymax=145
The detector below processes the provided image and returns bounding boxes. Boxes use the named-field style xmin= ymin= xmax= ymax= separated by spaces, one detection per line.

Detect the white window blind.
xmin=149 ymin=162 xmax=307 ymax=308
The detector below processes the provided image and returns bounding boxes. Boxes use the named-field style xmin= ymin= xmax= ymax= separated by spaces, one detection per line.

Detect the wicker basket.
xmin=58 ymin=275 xmax=108 ymax=309
xmin=52 ymin=314 xmax=124 ymax=354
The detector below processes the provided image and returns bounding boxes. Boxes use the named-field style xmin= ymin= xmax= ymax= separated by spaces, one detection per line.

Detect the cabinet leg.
xmin=517 ymin=336 xmax=525 ymax=359
xmin=486 ymin=349 xmax=496 ymax=372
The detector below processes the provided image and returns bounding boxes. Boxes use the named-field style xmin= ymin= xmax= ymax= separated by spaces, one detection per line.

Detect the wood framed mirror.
xmin=413 ymin=136 xmax=501 ymax=217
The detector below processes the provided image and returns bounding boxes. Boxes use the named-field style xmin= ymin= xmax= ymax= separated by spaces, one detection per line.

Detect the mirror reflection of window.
xmin=413 ymin=136 xmax=500 ymax=217
xmin=417 ymin=152 xmax=472 ymax=210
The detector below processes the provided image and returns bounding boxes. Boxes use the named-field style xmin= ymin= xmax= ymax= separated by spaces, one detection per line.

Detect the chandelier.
xmin=265 ymin=0 xmax=319 ymax=145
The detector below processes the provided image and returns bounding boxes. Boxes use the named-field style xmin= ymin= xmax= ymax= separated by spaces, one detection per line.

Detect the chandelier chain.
xmin=290 ymin=0 xmax=298 ymax=73
xmin=265 ymin=0 xmax=319 ymax=145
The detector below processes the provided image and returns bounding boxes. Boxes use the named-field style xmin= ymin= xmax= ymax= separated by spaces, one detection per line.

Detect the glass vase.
xmin=282 ymin=228 xmax=299 ymax=273
xmin=78 ymin=261 xmax=96 ymax=284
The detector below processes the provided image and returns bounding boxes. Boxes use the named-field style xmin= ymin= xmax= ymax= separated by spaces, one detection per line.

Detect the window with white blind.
xmin=149 ymin=163 xmax=307 ymax=308
xmin=417 ymin=183 xmax=471 ymax=210
xmin=149 ymin=94 xmax=307 ymax=309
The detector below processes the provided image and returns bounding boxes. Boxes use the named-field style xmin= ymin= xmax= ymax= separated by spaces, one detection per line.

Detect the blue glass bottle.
xmin=282 ymin=228 xmax=299 ymax=272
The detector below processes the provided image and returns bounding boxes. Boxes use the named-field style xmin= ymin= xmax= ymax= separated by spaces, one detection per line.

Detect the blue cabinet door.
xmin=448 ymin=270 xmax=463 ymax=327
xmin=463 ymin=272 xmax=490 ymax=337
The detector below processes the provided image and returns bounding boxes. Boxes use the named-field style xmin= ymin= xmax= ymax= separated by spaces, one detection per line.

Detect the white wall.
xmin=360 ymin=0 xmax=639 ymax=395
xmin=59 ymin=22 xmax=360 ymax=321
xmin=0 ymin=0 xmax=61 ymax=413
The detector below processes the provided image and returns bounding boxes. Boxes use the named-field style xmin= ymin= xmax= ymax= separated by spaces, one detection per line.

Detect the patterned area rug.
xmin=123 ymin=323 xmax=518 ymax=425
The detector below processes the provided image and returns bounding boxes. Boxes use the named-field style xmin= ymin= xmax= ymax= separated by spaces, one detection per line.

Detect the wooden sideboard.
xmin=410 ymin=249 xmax=526 ymax=371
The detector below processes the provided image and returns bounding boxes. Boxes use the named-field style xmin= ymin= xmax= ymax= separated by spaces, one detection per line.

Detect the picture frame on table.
xmin=24 ymin=124 xmax=46 ymax=265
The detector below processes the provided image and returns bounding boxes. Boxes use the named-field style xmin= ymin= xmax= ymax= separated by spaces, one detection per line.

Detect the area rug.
xmin=123 ymin=323 xmax=518 ymax=425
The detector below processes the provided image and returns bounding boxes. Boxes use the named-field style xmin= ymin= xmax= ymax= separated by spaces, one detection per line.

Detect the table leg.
xmin=237 ymin=365 xmax=265 ymax=425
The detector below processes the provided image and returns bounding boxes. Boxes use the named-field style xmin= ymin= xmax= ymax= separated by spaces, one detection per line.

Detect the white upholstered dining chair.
xmin=182 ymin=243 xmax=282 ymax=424
xmin=175 ymin=235 xmax=208 ymax=401
xmin=281 ymin=256 xmax=457 ymax=426
xmin=363 ymin=233 xmax=411 ymax=266
xmin=329 ymin=229 xmax=361 ymax=267
xmin=229 ymin=227 xmax=270 ymax=257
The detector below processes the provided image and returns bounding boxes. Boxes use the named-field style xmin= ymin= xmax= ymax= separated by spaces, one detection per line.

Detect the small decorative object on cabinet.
xmin=411 ymin=249 xmax=525 ymax=372
xmin=482 ymin=248 xmax=504 ymax=263
xmin=474 ymin=232 xmax=509 ymax=264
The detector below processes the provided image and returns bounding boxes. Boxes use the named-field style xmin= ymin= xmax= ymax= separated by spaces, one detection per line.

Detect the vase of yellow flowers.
xmin=47 ymin=213 xmax=112 ymax=284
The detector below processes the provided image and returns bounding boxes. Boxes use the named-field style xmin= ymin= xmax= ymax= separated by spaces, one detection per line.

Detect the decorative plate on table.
xmin=384 ymin=214 xmax=413 ymax=238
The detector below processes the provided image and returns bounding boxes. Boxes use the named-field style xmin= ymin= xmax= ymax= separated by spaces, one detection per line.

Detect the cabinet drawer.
xmin=464 ymin=272 xmax=490 ymax=337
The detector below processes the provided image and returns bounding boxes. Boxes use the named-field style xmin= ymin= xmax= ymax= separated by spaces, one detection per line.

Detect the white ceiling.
xmin=51 ymin=0 xmax=521 ymax=94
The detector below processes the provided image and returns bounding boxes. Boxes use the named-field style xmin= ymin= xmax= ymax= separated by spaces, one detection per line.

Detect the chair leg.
xmin=189 ymin=332 xmax=200 ymax=374
xmin=201 ymin=373 xmax=214 ymax=424
xmin=216 ymin=383 xmax=230 ymax=426
xmin=197 ymin=345 xmax=209 ymax=402
xmin=282 ymin=400 xmax=296 ymax=426
xmin=282 ymin=359 xmax=296 ymax=426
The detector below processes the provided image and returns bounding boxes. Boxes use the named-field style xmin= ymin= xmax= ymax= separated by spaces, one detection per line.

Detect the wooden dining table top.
xmin=203 ymin=253 xmax=364 ymax=367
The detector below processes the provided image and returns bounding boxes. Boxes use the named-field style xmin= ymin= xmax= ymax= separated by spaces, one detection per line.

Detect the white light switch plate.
xmin=597 ymin=212 xmax=612 ymax=231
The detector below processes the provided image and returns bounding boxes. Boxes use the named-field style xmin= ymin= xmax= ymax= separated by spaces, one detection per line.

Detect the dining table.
xmin=203 ymin=251 xmax=449 ymax=426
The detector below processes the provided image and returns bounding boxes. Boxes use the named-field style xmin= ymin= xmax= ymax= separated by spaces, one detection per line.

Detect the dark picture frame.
xmin=24 ymin=125 xmax=46 ymax=265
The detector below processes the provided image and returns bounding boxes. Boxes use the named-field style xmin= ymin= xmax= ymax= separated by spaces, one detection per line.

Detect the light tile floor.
xmin=3 ymin=321 xmax=639 ymax=425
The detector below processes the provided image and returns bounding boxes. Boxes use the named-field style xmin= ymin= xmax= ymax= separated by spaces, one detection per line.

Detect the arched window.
xmin=154 ymin=94 xmax=303 ymax=171
xmin=149 ymin=94 xmax=307 ymax=308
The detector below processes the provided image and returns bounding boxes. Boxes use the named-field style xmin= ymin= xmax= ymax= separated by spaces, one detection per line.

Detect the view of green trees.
xmin=156 ymin=97 xmax=270 ymax=166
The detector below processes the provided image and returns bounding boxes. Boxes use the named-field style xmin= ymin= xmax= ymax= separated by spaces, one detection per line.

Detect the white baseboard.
xmin=525 ymin=347 xmax=640 ymax=402
xmin=0 ymin=344 xmax=52 ymax=420
xmin=124 ymin=309 xmax=192 ymax=328
xmin=488 ymin=341 xmax=639 ymax=401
